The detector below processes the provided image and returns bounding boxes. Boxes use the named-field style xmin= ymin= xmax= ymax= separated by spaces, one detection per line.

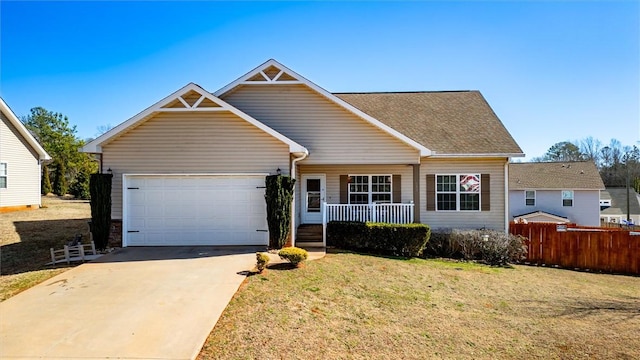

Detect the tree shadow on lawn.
xmin=1 ymin=218 xmax=90 ymax=275
xmin=555 ymin=297 xmax=640 ymax=321
xmin=521 ymin=296 xmax=640 ymax=322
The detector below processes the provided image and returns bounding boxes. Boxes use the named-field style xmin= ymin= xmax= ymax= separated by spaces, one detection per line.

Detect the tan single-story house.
xmin=509 ymin=161 xmax=605 ymax=226
xmin=0 ymin=98 xmax=51 ymax=212
xmin=82 ymin=59 xmax=524 ymax=247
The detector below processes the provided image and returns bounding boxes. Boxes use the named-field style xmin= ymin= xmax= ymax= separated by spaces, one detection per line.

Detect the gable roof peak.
xmin=0 ymin=97 xmax=51 ymax=161
xmin=215 ymin=59 xmax=432 ymax=156
xmin=81 ymin=82 xmax=307 ymax=154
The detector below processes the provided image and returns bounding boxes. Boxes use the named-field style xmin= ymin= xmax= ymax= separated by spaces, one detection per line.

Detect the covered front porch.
xmin=295 ymin=203 xmax=416 ymax=247
xmin=294 ymin=164 xmax=421 ymax=247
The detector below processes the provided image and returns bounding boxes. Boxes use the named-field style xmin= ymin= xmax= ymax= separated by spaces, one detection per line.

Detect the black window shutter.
xmin=426 ymin=174 xmax=435 ymax=211
xmin=481 ymin=174 xmax=490 ymax=211
xmin=392 ymin=175 xmax=401 ymax=203
xmin=340 ymin=175 xmax=348 ymax=204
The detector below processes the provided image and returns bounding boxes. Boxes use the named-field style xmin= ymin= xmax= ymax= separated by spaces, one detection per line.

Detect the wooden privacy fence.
xmin=510 ymin=222 xmax=640 ymax=275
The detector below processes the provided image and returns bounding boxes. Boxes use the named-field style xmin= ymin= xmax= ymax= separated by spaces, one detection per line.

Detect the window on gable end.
xmin=562 ymin=190 xmax=574 ymax=207
xmin=525 ymin=190 xmax=535 ymax=206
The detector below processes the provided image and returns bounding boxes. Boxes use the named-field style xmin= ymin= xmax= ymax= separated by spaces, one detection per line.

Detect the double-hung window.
xmin=562 ymin=190 xmax=574 ymax=207
xmin=436 ymin=174 xmax=480 ymax=211
xmin=525 ymin=190 xmax=535 ymax=206
xmin=348 ymin=175 xmax=392 ymax=204
xmin=0 ymin=163 xmax=6 ymax=189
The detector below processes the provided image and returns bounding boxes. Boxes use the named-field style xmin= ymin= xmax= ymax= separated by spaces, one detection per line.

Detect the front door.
xmin=302 ymin=174 xmax=326 ymax=224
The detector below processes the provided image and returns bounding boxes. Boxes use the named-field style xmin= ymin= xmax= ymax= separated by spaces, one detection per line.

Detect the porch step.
xmin=297 ymin=224 xmax=323 ymax=242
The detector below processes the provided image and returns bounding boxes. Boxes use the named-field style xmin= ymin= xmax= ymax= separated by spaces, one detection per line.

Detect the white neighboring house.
xmin=0 ymin=98 xmax=51 ymax=211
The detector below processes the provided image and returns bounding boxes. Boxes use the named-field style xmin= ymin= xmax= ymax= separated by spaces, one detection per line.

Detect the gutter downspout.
xmin=504 ymin=160 xmax=510 ymax=234
xmin=290 ymin=151 xmax=309 ymax=247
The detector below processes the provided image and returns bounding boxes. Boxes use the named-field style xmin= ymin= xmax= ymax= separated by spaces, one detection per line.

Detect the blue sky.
xmin=1 ymin=1 xmax=638 ymax=159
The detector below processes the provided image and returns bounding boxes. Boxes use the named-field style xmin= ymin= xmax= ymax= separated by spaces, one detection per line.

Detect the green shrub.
xmin=278 ymin=247 xmax=308 ymax=267
xmin=265 ymin=175 xmax=296 ymax=249
xmin=42 ymin=165 xmax=52 ymax=195
xmin=256 ymin=252 xmax=270 ymax=273
xmin=69 ymin=171 xmax=91 ymax=200
xmin=89 ymin=173 xmax=112 ymax=250
xmin=326 ymin=221 xmax=368 ymax=248
xmin=53 ymin=161 xmax=68 ymax=196
xmin=327 ymin=221 xmax=430 ymax=258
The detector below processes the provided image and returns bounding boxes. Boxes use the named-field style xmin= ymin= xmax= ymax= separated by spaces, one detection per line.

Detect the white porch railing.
xmin=322 ymin=203 xmax=415 ymax=224
xmin=319 ymin=202 xmax=415 ymax=246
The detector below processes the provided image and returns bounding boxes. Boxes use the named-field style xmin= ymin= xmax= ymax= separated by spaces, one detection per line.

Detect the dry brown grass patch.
xmin=0 ymin=196 xmax=90 ymax=300
xmin=198 ymin=250 xmax=639 ymax=360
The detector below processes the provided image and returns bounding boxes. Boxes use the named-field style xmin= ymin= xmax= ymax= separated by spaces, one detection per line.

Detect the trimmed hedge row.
xmin=327 ymin=221 xmax=431 ymax=257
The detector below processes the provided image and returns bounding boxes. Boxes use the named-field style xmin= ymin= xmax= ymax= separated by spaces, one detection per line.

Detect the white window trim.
xmin=347 ymin=174 xmax=393 ymax=204
xmin=0 ymin=162 xmax=7 ymax=190
xmin=562 ymin=190 xmax=574 ymax=207
xmin=435 ymin=173 xmax=481 ymax=212
xmin=525 ymin=190 xmax=536 ymax=206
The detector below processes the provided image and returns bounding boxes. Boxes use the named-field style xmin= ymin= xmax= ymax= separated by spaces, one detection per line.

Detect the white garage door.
xmin=124 ymin=175 xmax=268 ymax=246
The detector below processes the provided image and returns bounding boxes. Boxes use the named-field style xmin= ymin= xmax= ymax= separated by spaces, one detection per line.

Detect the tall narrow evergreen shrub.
xmin=53 ymin=161 xmax=68 ymax=196
xmin=90 ymin=173 xmax=112 ymax=250
xmin=42 ymin=165 xmax=52 ymax=195
xmin=265 ymin=175 xmax=296 ymax=249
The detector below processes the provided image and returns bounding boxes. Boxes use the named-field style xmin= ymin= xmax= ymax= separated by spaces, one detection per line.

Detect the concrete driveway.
xmin=0 ymin=246 xmax=260 ymax=360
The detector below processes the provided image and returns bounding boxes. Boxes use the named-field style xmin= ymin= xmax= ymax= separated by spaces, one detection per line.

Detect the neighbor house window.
xmin=348 ymin=175 xmax=391 ymax=204
xmin=436 ymin=174 xmax=480 ymax=211
xmin=562 ymin=190 xmax=574 ymax=207
xmin=525 ymin=190 xmax=535 ymax=206
xmin=0 ymin=163 xmax=6 ymax=189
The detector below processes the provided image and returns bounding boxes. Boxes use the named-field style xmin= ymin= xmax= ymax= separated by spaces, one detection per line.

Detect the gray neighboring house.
xmin=600 ymin=188 xmax=640 ymax=225
xmin=508 ymin=161 xmax=605 ymax=226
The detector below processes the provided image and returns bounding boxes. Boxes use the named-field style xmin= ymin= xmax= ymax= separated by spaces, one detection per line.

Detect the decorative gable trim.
xmin=0 ymin=98 xmax=51 ymax=161
xmin=215 ymin=59 xmax=431 ymax=157
xmin=82 ymin=83 xmax=307 ymax=154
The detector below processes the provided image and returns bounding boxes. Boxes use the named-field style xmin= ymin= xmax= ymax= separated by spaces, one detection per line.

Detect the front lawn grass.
xmin=199 ymin=250 xmax=639 ymax=360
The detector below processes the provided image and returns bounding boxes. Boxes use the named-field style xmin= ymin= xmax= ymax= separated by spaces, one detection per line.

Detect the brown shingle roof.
xmin=600 ymin=188 xmax=640 ymax=216
xmin=334 ymin=91 xmax=523 ymax=155
xmin=509 ymin=161 xmax=605 ymax=190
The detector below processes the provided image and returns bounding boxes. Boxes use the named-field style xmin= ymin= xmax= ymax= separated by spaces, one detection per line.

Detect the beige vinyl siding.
xmin=103 ymin=111 xmax=290 ymax=219
xmin=297 ymin=164 xmax=414 ymax=224
xmin=0 ymin=112 xmax=41 ymax=207
xmin=421 ymin=158 xmax=507 ymax=230
xmin=222 ymin=84 xmax=419 ymax=165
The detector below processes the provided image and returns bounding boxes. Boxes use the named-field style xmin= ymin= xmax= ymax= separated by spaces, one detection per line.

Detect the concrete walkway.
xmin=0 ymin=247 xmax=261 ymax=360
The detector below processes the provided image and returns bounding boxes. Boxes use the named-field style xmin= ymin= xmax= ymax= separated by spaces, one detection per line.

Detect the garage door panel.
xmin=125 ymin=175 xmax=268 ymax=246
